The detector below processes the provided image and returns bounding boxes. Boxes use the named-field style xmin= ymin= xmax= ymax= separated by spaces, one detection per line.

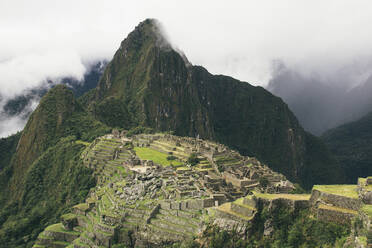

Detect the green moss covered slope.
xmin=322 ymin=112 xmax=372 ymax=183
xmin=0 ymin=85 xmax=109 ymax=247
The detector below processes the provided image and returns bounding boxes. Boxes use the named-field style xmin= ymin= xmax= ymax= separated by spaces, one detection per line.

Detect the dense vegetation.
xmin=0 ymin=132 xmax=20 ymax=170
xmin=0 ymin=85 xmax=110 ymax=247
xmin=0 ymin=136 xmax=95 ymax=247
xmin=171 ymin=204 xmax=349 ymax=248
xmin=323 ymin=111 xmax=372 ymax=183
xmin=1 ymin=61 xmax=104 ymax=118
xmin=84 ymin=19 xmax=342 ymax=189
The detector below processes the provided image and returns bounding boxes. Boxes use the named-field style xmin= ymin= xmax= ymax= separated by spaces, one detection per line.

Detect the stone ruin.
xmin=34 ymin=133 xmax=338 ymax=248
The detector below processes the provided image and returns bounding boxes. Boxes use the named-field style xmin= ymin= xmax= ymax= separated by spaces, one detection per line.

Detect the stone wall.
xmin=359 ymin=209 xmax=371 ymax=231
xmin=214 ymin=208 xmax=248 ymax=223
xmin=310 ymin=189 xmax=361 ymax=211
xmin=257 ymin=197 xmax=309 ymax=212
xmin=44 ymin=229 xmax=79 ymax=243
xmin=223 ymin=171 xmax=257 ymax=188
xmin=317 ymin=206 xmax=357 ymax=224
xmin=230 ymin=203 xmax=255 ymax=216
xmin=160 ymin=198 xmax=215 ymax=211
xmin=367 ymin=178 xmax=372 ymax=185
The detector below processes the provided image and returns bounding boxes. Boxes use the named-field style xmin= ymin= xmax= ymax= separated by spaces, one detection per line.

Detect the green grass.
xmin=53 ymin=241 xmax=70 ymax=245
xmin=61 ymin=213 xmax=77 ymax=221
xmin=361 ymin=204 xmax=372 ymax=218
xmin=234 ymin=198 xmax=256 ymax=210
xmin=358 ymin=236 xmax=367 ymax=246
xmin=253 ymin=192 xmax=311 ymax=200
xmin=313 ymin=185 xmax=358 ymax=198
xmin=217 ymin=202 xmax=254 ymax=221
xmin=359 ymin=177 xmax=367 ymax=185
xmin=318 ymin=204 xmax=358 ymax=215
xmin=76 ymin=140 xmax=91 ymax=146
xmin=45 ymin=223 xmax=80 ymax=235
xmin=358 ymin=177 xmax=372 ymax=190
xmin=134 ymin=147 xmax=183 ymax=166
xmin=73 ymin=203 xmax=90 ymax=211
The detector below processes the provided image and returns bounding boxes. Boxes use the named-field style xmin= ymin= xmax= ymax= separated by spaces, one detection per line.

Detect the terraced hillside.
xmin=33 ymin=131 xmax=372 ymax=248
xmin=32 ymin=132 xmax=295 ymax=247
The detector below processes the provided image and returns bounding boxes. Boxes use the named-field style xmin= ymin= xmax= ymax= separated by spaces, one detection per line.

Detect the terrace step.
xmin=155 ymin=213 xmax=199 ymax=232
xmin=125 ymin=216 xmax=145 ymax=226
xmin=158 ymin=209 xmax=201 ymax=226
xmin=145 ymin=223 xmax=191 ymax=242
xmin=316 ymin=204 xmax=358 ymax=224
xmin=51 ymin=241 xmax=71 ymax=248
xmin=72 ymin=237 xmax=90 ymax=248
xmin=310 ymin=185 xmax=361 ymax=211
xmin=215 ymin=202 xmax=255 ymax=222
xmin=150 ymin=143 xmax=189 ymax=159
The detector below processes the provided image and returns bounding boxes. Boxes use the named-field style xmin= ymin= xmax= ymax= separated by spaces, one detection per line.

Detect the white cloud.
xmin=1 ymin=0 xmax=372 ymax=90
xmin=1 ymin=0 xmax=372 ymax=136
xmin=0 ymin=51 xmax=85 ymax=99
xmin=0 ymin=96 xmax=39 ymax=138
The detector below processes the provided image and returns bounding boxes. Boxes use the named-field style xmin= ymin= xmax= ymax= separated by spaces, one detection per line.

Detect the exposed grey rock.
xmin=263 ymin=219 xmax=274 ymax=236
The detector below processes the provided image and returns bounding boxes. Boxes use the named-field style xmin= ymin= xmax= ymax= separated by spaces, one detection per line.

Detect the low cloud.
xmin=0 ymin=96 xmax=39 ymax=138
xmin=268 ymin=61 xmax=372 ymax=135
xmin=0 ymin=51 xmax=85 ymax=101
xmin=1 ymin=0 xmax=372 ymax=136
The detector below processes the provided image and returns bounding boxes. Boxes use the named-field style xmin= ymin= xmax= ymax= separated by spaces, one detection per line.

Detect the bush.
xmin=259 ymin=176 xmax=269 ymax=188
xmin=291 ymin=183 xmax=307 ymax=194
xmin=167 ymin=155 xmax=177 ymax=161
xmin=187 ymin=153 xmax=200 ymax=166
xmin=126 ymin=126 xmax=154 ymax=137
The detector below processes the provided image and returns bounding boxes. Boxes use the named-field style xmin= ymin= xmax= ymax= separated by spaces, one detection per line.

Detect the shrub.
xmin=187 ymin=153 xmax=200 ymax=166
xmin=126 ymin=126 xmax=154 ymax=137
xmin=259 ymin=176 xmax=269 ymax=188
xmin=166 ymin=155 xmax=177 ymax=161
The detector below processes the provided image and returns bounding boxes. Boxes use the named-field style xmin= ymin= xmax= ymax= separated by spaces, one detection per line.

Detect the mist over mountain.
xmin=0 ymin=14 xmax=370 ymax=247
xmin=0 ymin=61 xmax=106 ymax=137
xmin=267 ymin=62 xmax=372 ymax=135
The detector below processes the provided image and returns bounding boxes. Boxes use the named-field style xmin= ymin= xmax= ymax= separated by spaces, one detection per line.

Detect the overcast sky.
xmin=1 ymin=0 xmax=372 ymax=136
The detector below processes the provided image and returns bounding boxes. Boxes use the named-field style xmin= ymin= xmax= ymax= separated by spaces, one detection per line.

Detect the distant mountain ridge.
xmin=0 ymin=85 xmax=109 ymax=246
xmin=268 ymin=65 xmax=372 ymax=135
xmin=322 ymin=111 xmax=372 ymax=183
xmin=0 ymin=61 xmax=106 ymax=138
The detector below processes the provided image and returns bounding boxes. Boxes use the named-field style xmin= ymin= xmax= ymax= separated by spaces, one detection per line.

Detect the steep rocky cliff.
xmin=85 ymin=19 xmax=341 ymax=188
xmin=0 ymin=85 xmax=109 ymax=247
xmin=323 ymin=111 xmax=372 ymax=183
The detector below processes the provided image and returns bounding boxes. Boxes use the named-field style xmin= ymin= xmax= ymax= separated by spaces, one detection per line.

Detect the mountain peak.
xmin=94 ymin=19 xmax=189 ymax=100
xmin=120 ymin=18 xmax=172 ymax=52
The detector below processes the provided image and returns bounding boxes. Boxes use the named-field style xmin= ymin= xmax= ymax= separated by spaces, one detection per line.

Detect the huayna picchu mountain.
xmin=83 ymin=19 xmax=342 ymax=188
